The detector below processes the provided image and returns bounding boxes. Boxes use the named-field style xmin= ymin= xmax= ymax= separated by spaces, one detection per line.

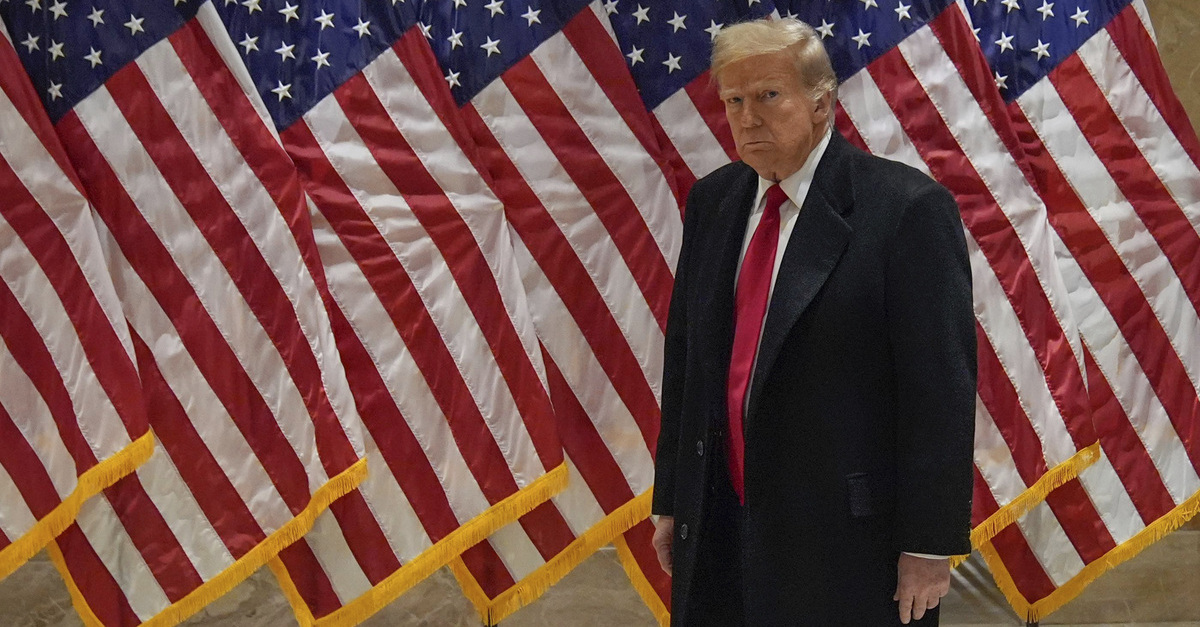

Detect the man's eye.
xmin=762 ymin=90 xmax=779 ymax=100
xmin=727 ymin=97 xmax=742 ymax=105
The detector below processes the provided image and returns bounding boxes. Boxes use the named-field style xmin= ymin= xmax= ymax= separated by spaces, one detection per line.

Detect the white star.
xmin=521 ymin=7 xmax=540 ymax=26
xmin=973 ymin=0 xmax=988 ymax=4
xmin=47 ymin=82 xmax=62 ymax=101
xmin=48 ymin=0 xmax=65 ymax=19
xmin=445 ymin=70 xmax=461 ymax=88
xmin=315 ymin=10 xmax=334 ymax=30
xmin=973 ymin=27 xmax=981 ymax=41
xmin=995 ymin=72 xmax=1008 ymax=90
xmin=279 ymin=2 xmax=298 ymax=21
xmin=1031 ymin=39 xmax=1050 ymax=59
xmin=392 ymin=0 xmax=404 ymax=4
xmin=20 ymin=33 xmax=38 ymax=52
xmin=1070 ymin=7 xmax=1088 ymax=26
xmin=748 ymin=0 xmax=759 ymax=4
xmin=784 ymin=11 xmax=799 ymax=19
xmin=484 ymin=0 xmax=503 ymax=16
xmin=174 ymin=0 xmax=186 ymax=6
xmin=995 ymin=32 xmax=1014 ymax=52
xmin=275 ymin=42 xmax=295 ymax=60
xmin=1037 ymin=0 xmax=1054 ymax=19
xmin=223 ymin=0 xmax=235 ymax=5
xmin=418 ymin=22 xmax=432 ymax=38
xmin=271 ymin=81 xmax=292 ymax=101
xmin=1001 ymin=0 xmax=1020 ymax=12
xmin=667 ymin=12 xmax=687 ymax=32
xmin=239 ymin=34 xmax=259 ymax=53
xmin=632 ymin=4 xmax=649 ymax=25
xmin=860 ymin=0 xmax=878 ymax=8
xmin=25 ymin=0 xmax=40 ymax=12
xmin=447 ymin=30 xmax=463 ymax=49
xmin=602 ymin=0 xmax=617 ymax=15
xmin=815 ymin=20 xmax=834 ymax=39
xmin=480 ymin=36 xmax=501 ymax=56
xmin=705 ymin=20 xmax=723 ymax=42
xmin=311 ymin=49 xmax=330 ymax=69
xmin=852 ymin=29 xmax=872 ymax=48
xmin=662 ymin=52 xmax=681 ymax=73
xmin=353 ymin=18 xmax=371 ymax=37
xmin=242 ymin=0 xmax=260 ymax=14
xmin=626 ymin=45 xmax=644 ymax=65
xmin=48 ymin=40 xmax=64 ymax=60
xmin=124 ymin=14 xmax=144 ymax=34
xmin=452 ymin=0 xmax=466 ymax=6
xmin=895 ymin=2 xmax=912 ymax=20
xmin=87 ymin=7 xmax=103 ymax=25
xmin=84 ymin=47 xmax=102 ymax=67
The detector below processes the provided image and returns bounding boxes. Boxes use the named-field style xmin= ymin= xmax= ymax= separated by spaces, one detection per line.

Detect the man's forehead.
xmin=717 ymin=67 xmax=800 ymax=94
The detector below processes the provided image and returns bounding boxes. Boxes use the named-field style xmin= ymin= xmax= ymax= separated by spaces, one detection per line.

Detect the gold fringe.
xmin=451 ymin=489 xmax=656 ymax=626
xmin=51 ymin=456 xmax=367 ymax=627
xmin=273 ymin=461 xmax=570 ymax=627
xmin=613 ymin=526 xmax=669 ymax=627
xmin=0 ymin=431 xmax=154 ymax=582
xmin=46 ymin=542 xmax=104 ymax=627
xmin=978 ymin=487 xmax=1200 ymax=622
xmin=970 ymin=442 xmax=1100 ymax=548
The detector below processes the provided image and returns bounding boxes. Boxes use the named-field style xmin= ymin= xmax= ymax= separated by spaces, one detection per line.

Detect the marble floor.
xmin=3 ymin=521 xmax=1196 ymax=626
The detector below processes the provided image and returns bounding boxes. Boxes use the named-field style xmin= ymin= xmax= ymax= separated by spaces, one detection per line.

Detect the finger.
xmin=898 ymin=595 xmax=912 ymax=624
xmin=911 ymin=598 xmax=926 ymax=622
xmin=927 ymin=596 xmax=940 ymax=609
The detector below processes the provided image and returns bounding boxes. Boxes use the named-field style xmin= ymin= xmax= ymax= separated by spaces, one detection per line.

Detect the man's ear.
xmin=813 ymin=91 xmax=833 ymax=124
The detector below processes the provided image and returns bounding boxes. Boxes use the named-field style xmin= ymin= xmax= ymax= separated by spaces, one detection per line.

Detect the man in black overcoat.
xmin=651 ymin=17 xmax=977 ymax=626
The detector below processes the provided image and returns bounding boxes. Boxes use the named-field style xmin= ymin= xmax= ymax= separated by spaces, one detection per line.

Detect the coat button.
xmin=679 ymin=523 xmax=688 ymax=540
xmin=696 ymin=440 xmax=704 ymax=456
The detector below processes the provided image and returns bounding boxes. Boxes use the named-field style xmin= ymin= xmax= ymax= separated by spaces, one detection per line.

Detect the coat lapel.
xmin=747 ymin=135 xmax=855 ymax=420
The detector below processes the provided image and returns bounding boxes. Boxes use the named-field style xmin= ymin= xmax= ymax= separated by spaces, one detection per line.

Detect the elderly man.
xmin=651 ymin=17 xmax=977 ymax=626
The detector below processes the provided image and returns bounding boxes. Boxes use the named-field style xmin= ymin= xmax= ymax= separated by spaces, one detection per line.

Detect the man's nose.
xmin=738 ymin=103 xmax=760 ymax=127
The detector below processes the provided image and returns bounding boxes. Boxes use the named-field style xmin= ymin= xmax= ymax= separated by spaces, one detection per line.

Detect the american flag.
xmin=1 ymin=0 xmax=1197 ymax=625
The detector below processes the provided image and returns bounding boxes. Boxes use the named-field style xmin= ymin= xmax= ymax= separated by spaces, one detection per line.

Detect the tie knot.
xmin=764 ymin=183 xmax=788 ymax=215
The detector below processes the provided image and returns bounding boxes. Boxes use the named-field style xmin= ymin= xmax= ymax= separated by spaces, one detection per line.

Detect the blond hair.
xmin=711 ymin=17 xmax=838 ymax=102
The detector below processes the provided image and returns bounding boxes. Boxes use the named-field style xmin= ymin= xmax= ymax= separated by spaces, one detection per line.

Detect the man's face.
xmin=718 ymin=50 xmax=831 ymax=182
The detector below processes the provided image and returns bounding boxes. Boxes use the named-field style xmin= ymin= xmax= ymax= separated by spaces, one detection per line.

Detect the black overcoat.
xmin=652 ymin=132 xmax=977 ymax=626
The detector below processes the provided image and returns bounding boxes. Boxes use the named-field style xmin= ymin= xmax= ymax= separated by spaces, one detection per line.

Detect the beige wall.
xmin=1146 ymin=0 xmax=1200 ymax=134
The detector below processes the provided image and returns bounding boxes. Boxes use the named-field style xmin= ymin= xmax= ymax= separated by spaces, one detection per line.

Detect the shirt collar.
xmin=751 ymin=126 xmax=834 ymax=212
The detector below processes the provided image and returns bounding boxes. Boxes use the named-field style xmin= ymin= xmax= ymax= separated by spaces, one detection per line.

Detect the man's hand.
xmin=652 ymin=515 xmax=675 ymax=575
xmin=893 ymin=554 xmax=950 ymax=624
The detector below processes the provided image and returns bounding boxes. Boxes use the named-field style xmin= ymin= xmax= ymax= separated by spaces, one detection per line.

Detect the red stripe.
xmin=459 ymin=539 xmax=517 ymax=599
xmin=561 ymin=9 xmax=686 ymax=205
xmin=501 ymin=57 xmax=673 ymax=330
xmin=327 ymin=490 xmax=402 ymax=585
xmin=0 ymin=276 xmax=97 ymax=472
xmin=0 ymin=527 xmax=9 ymax=551
xmin=129 ymin=330 xmax=265 ymax=559
xmin=0 ymin=401 xmax=64 ymax=519
xmin=1082 ymin=345 xmax=1176 ymax=524
xmin=1040 ymin=479 xmax=1116 ymax=564
xmin=621 ymin=520 xmax=671 ymax=611
xmin=1106 ymin=6 xmax=1200 ymax=167
xmin=834 ymin=103 xmax=870 ymax=152
xmin=331 ymin=72 xmax=561 ymax=472
xmin=975 ymin=324 xmax=1050 ymax=484
xmin=972 ymin=465 xmax=1000 ymax=526
xmin=988 ymin=523 xmax=1059 ymax=605
xmin=0 ymin=157 xmax=147 ymax=440
xmin=543 ymin=349 xmax=637 ymax=512
xmin=55 ymin=523 xmax=140 ymax=627
xmin=868 ymin=48 xmax=1096 ymax=450
xmin=55 ymin=112 xmax=312 ymax=513
xmin=102 ymin=475 xmax=205 ymax=602
xmin=648 ymin=113 xmax=696 ymax=212
xmin=280 ymin=121 xmax=520 ymax=506
xmin=458 ymin=102 xmax=662 ymax=451
xmin=0 ymin=44 xmax=84 ymax=193
xmin=277 ymin=540 xmax=344 ymax=620
xmin=102 ymin=65 xmax=354 ymax=480
xmin=683 ymin=72 xmax=737 ymax=160
xmin=1051 ymin=57 xmax=1200 ymax=318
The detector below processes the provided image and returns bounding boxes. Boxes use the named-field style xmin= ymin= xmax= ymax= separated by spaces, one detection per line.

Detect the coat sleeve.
xmin=652 ymin=184 xmax=705 ymax=517
xmin=885 ymin=183 xmax=977 ymax=556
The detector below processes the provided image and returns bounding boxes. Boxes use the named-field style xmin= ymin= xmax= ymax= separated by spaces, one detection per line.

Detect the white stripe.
xmin=305 ymin=509 xmax=373 ymax=605
xmin=1014 ymin=501 xmax=1086 ymax=587
xmin=0 ymin=459 xmax=37 ymax=541
xmin=653 ymin=88 xmax=732 ymax=180
xmin=91 ymin=218 xmax=294 ymax=532
xmin=1130 ymin=0 xmax=1157 ymax=46
xmin=362 ymin=48 xmax=549 ymax=395
xmin=472 ymin=78 xmax=666 ymax=399
xmin=973 ymin=397 xmax=1027 ymax=507
xmin=356 ymin=432 xmax=433 ymax=561
xmin=1016 ymin=80 xmax=1200 ymax=401
xmin=1077 ymin=29 xmax=1200 ymax=226
xmin=194 ymin=2 xmax=282 ymax=147
xmin=484 ymin=514 xmax=545 ymax=582
xmin=0 ymin=88 xmax=135 ymax=363
xmin=0 ymin=212 xmax=129 ymax=463
xmin=307 ymin=201 xmax=494 ymax=524
xmin=75 ymin=494 xmax=170 ymax=620
xmin=73 ymin=82 xmax=326 ymax=484
xmin=302 ymin=96 xmax=545 ymax=484
xmin=837 ymin=72 xmax=931 ymax=177
xmin=135 ymin=445 xmax=235 ymax=580
xmin=531 ymin=32 xmax=682 ymax=269
xmin=511 ymin=234 xmax=655 ymax=494
xmin=1077 ymin=450 xmax=1144 ymax=545
xmin=551 ymin=456 xmax=608 ymax=538
xmin=137 ymin=42 xmax=362 ymax=458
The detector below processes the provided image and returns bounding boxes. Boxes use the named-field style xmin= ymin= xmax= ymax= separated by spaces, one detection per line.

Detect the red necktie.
xmin=726 ymin=183 xmax=787 ymax=504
